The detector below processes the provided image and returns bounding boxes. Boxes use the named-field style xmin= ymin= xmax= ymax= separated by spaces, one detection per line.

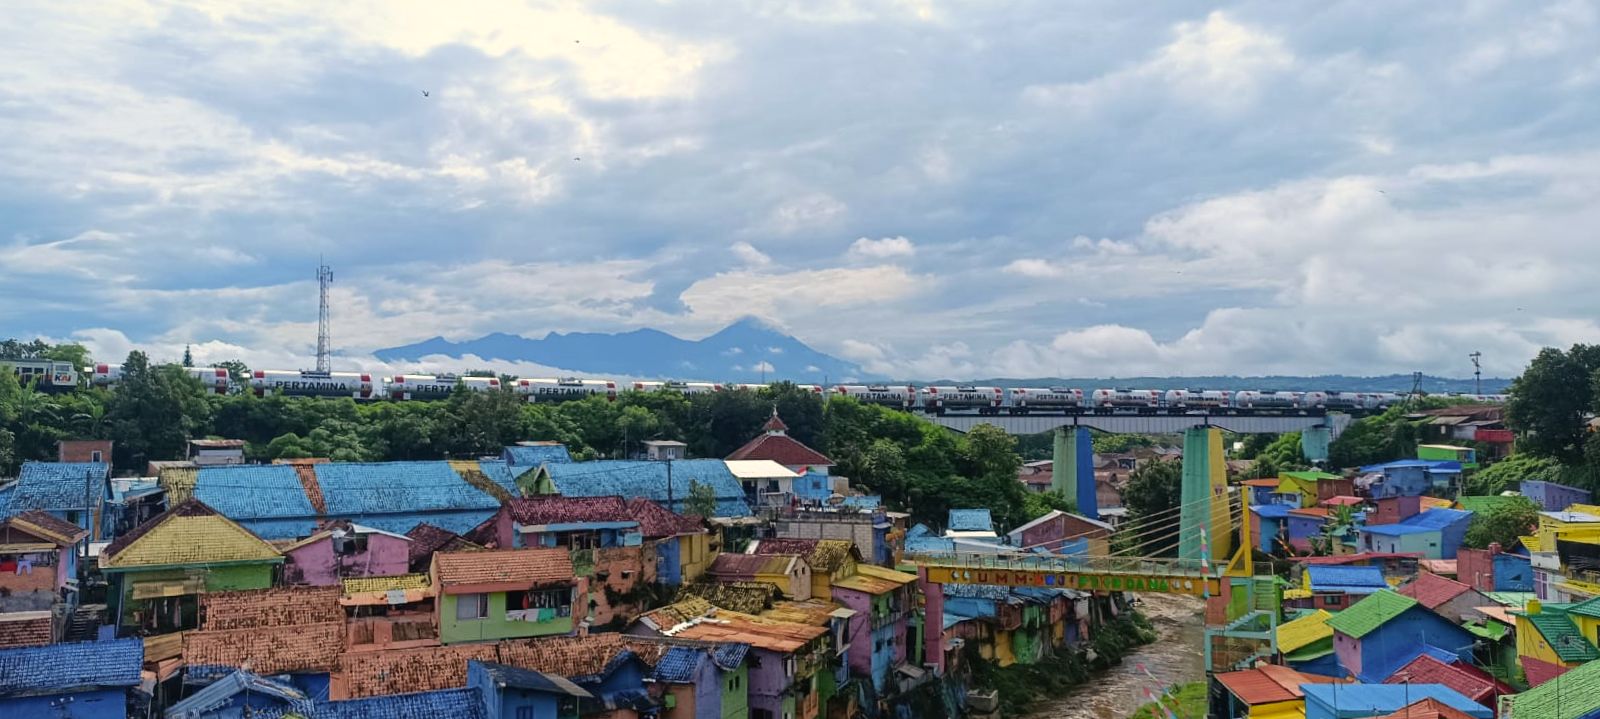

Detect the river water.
xmin=1027 ymin=594 xmax=1208 ymax=719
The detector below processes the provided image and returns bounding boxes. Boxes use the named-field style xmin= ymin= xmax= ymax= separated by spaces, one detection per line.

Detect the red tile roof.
xmin=1384 ymin=654 xmax=1495 ymax=702
xmin=1375 ymin=698 xmax=1479 ymax=719
xmin=405 ymin=523 xmax=481 ymax=566
xmin=0 ymin=612 xmax=52 ymax=649
xmin=6 ymin=510 xmax=88 ymax=545
xmin=1214 ymin=665 xmax=1336 ymax=705
xmin=1397 ymin=572 xmax=1474 ymax=610
xmin=433 ymin=548 xmax=573 ymax=593
xmin=708 ymin=553 xmax=802 ymax=581
xmin=626 ymin=497 xmax=703 ymax=538
xmin=1299 ymin=552 xmax=1423 ymax=565
xmin=184 ymin=621 xmax=345 ymax=675
xmin=1242 ymin=479 xmax=1282 ymax=488
xmin=201 ymin=586 xmax=343 ymax=630
xmin=339 ymin=643 xmax=499 ymax=698
xmin=762 ymin=412 xmax=788 ymax=433
xmin=726 ymin=432 xmax=832 ymax=467
xmin=505 ymin=495 xmax=632 ymax=525
xmin=1324 ymin=496 xmax=1365 ymax=506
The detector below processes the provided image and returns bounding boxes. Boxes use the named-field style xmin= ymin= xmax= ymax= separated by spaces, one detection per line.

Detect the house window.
xmin=91 ymin=450 xmax=102 ymax=462
xmin=516 ymin=708 xmax=535 ymax=719
xmin=1325 ymin=595 xmax=1342 ymax=606
xmin=333 ymin=534 xmax=368 ymax=555
xmin=455 ymin=593 xmax=489 ymax=620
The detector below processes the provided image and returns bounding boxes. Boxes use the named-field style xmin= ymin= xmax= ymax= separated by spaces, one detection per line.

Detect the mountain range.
xmin=376 ymin=320 xmax=1510 ymax=391
xmin=374 ymin=317 xmax=873 ymax=383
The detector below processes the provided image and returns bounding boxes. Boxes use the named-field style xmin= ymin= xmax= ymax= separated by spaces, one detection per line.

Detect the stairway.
xmin=64 ymin=604 xmax=105 ymax=643
xmin=1223 ymin=609 xmax=1270 ymax=633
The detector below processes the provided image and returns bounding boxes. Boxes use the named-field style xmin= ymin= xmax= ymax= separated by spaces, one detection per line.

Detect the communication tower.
xmin=316 ymin=261 xmax=334 ymax=373
xmin=1469 ymin=351 xmax=1482 ymax=395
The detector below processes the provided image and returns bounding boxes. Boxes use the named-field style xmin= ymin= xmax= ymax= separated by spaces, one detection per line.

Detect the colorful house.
xmin=753 ymin=538 xmax=859 ymax=601
xmin=831 ymin=563 xmax=918 ymax=693
xmin=279 ymin=521 xmax=412 ymax=585
xmin=1251 ymin=504 xmax=1293 ymax=553
xmin=1299 ymin=565 xmax=1389 ymax=611
xmin=5 ymin=461 xmax=112 ymax=540
xmin=489 ymin=496 xmax=640 ymax=551
xmin=1005 ymin=510 xmax=1112 ymax=556
xmin=0 ymin=509 xmax=87 ymax=612
xmin=183 ymin=586 xmax=348 ymax=696
xmin=0 ymin=639 xmax=144 ymax=719
xmin=1359 ymin=509 xmax=1474 ymax=560
xmin=405 ymin=523 xmax=483 ymax=571
xmin=1276 ymin=471 xmax=1343 ymax=508
xmin=1211 ymin=664 xmax=1336 ymax=718
xmin=708 ymin=553 xmax=813 ymax=600
xmin=1396 ymin=572 xmax=1492 ymax=624
xmin=1362 ymin=460 xmax=1462 ymax=498
xmin=1277 ymin=610 xmax=1339 ymax=677
xmin=1501 ymin=651 xmax=1600 ymax=718
xmin=1285 ymin=507 xmax=1330 ymax=553
xmin=99 ymin=498 xmax=283 ymax=635
xmin=433 ymin=548 xmax=578 ymax=644
xmin=165 ymin=669 xmax=311 ymax=719
xmin=467 ymin=661 xmax=589 ymax=719
xmin=726 ymin=411 xmax=834 ymax=477
xmin=1417 ymin=444 xmax=1477 ymax=469
xmin=1520 ymin=480 xmax=1591 ymax=512
xmin=662 ymin=608 xmax=830 ymax=719
xmin=1325 ymin=589 xmax=1475 ymax=682
xmin=627 ymin=497 xmax=712 ymax=585
xmin=1242 ymin=478 xmax=1283 ymax=506
xmin=1301 ymin=684 xmax=1492 ymax=719
xmin=1513 ymin=601 xmax=1600 ymax=686
xmin=638 ymin=644 xmax=752 ymax=719
xmin=1381 ymin=653 xmax=1510 ymax=709
xmin=726 ymin=459 xmax=806 ymax=508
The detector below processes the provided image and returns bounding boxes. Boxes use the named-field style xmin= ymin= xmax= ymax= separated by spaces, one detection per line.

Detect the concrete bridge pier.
xmin=1051 ymin=426 xmax=1097 ymax=520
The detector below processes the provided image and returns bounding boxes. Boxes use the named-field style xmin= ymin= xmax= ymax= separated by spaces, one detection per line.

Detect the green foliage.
xmin=1022 ymin=490 xmax=1076 ymax=521
xmin=1467 ymin=454 xmax=1563 ymax=496
xmin=685 ymin=479 xmax=718 ymax=518
xmin=1255 ymin=432 xmax=1308 ymax=471
xmin=1508 ymin=344 xmax=1600 ymax=464
xmin=1329 ymin=405 xmax=1421 ymax=469
xmin=1127 ymin=681 xmax=1207 ymax=719
xmin=1463 ymin=496 xmax=1541 ymax=550
xmin=105 ymin=352 xmax=212 ymax=470
xmin=1122 ymin=459 xmax=1183 ymax=556
xmin=966 ymin=608 xmax=1155 ymax=717
xmin=1092 ymin=433 xmax=1159 ymax=454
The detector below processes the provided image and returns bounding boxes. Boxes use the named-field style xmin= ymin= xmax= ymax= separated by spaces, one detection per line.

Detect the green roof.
xmin=1505 ymin=650 xmax=1600 ymax=718
xmin=1323 ymin=589 xmax=1419 ymax=638
xmin=1282 ymin=471 xmax=1341 ymax=481
xmin=1462 ymin=620 xmax=1509 ymax=640
xmin=1484 ymin=591 xmax=1538 ymax=607
xmin=1514 ymin=608 xmax=1600 ymax=662
xmin=1567 ymin=595 xmax=1600 ymax=619
xmin=1283 ymin=643 xmax=1334 ymax=662
xmin=1457 ymin=495 xmax=1517 ymax=513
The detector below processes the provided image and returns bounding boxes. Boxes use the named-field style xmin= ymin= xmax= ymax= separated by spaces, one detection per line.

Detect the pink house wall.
xmin=283 ymin=533 xmax=410 ymax=585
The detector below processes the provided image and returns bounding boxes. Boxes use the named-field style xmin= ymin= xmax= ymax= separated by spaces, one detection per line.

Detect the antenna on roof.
xmin=316 ymin=260 xmax=334 ymax=373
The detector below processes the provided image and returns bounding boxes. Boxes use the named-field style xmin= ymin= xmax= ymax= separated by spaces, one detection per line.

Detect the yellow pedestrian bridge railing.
xmin=906 ymin=551 xmax=1226 ymax=596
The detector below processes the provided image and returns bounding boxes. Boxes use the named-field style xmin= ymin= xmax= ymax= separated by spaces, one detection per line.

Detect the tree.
xmin=1463 ymin=497 xmax=1541 ymax=550
xmin=1255 ymin=432 xmax=1309 ymax=471
xmin=1121 ymin=459 xmax=1184 ymax=556
xmin=1022 ymin=490 xmax=1076 ymax=521
xmin=215 ymin=360 xmax=251 ymax=388
xmin=1507 ymin=345 xmax=1600 ymax=463
xmin=1466 ymin=454 xmax=1562 ymax=496
xmin=685 ymin=479 xmax=718 ymax=518
xmin=181 ymin=345 xmax=193 ymax=368
xmin=104 ymin=351 xmax=212 ymax=470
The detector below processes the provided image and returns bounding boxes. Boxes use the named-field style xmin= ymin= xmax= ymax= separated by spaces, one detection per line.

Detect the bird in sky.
xmin=421 ymin=90 xmax=429 ymax=97
xmin=574 ymin=157 xmax=581 ymax=161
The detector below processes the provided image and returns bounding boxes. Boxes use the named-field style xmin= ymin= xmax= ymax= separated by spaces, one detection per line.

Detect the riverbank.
xmin=1025 ymin=594 xmax=1208 ymax=719
xmin=967 ymin=607 xmax=1159 ymax=717
xmin=1125 ymin=682 xmax=1206 ymax=719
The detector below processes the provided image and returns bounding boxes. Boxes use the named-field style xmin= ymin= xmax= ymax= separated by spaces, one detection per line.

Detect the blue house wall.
xmin=469 ymin=662 xmax=562 ymax=719
xmin=1288 ymin=652 xmax=1341 ymax=678
xmin=1493 ymin=553 xmax=1534 ymax=592
xmin=1522 ymin=480 xmax=1591 ymax=512
xmin=1351 ymin=607 xmax=1474 ymax=682
xmin=1 ymin=688 xmax=127 ymax=719
xmin=656 ymin=536 xmax=684 ymax=586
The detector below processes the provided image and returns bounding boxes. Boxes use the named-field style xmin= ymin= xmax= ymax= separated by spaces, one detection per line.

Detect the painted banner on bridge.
xmin=921 ymin=566 xmax=1221 ymax=595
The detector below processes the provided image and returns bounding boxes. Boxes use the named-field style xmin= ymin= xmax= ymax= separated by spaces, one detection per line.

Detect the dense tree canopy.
xmin=1507 ymin=345 xmax=1600 ymax=464
xmin=1462 ymin=496 xmax=1541 ymax=551
xmin=1120 ymin=459 xmax=1183 ymax=556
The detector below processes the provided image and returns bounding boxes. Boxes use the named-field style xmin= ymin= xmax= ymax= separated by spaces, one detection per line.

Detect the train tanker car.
xmin=1005 ymin=387 xmax=1084 ymax=415
xmin=1163 ymin=389 xmax=1230 ymax=412
xmin=1090 ymin=389 xmax=1162 ymax=414
xmin=388 ymin=374 xmax=499 ymax=400
xmin=632 ymin=380 xmax=722 ymax=394
xmin=251 ymin=370 xmax=377 ymax=399
xmin=516 ymin=377 xmax=616 ymax=403
xmin=833 ymin=384 xmax=915 ymax=409
xmin=921 ymin=385 xmax=1004 ymax=415
xmin=93 ymin=363 xmax=230 ymax=395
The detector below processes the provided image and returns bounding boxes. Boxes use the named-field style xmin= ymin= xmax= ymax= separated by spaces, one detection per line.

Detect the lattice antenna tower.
xmin=316 ymin=260 xmax=334 ymax=373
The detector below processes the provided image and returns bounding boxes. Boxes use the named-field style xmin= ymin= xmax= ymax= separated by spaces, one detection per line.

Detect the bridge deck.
xmin=927 ymin=412 xmax=1353 ymax=438
xmin=909 ymin=552 xmax=1223 ymax=596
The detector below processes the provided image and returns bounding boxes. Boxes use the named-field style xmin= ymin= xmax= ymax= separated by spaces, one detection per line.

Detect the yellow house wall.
xmin=681 ymin=534 xmax=712 ymax=583
xmin=1516 ymin=616 xmax=1566 ymax=666
xmin=995 ymin=629 xmax=1017 ymax=667
xmin=1250 ymin=699 xmax=1305 ymax=719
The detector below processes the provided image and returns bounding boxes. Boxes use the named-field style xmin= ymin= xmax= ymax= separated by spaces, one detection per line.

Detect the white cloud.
xmin=751 ymin=361 xmax=776 ymax=373
xmin=730 ymin=241 xmax=773 ymax=268
xmin=847 ymin=236 xmax=916 ymax=260
xmin=1003 ymin=259 xmax=1065 ymax=279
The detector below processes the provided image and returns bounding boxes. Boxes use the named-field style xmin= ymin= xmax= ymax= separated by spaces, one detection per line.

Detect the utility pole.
xmin=315 ymin=260 xmax=334 ymax=373
xmin=1469 ymin=351 xmax=1483 ymax=395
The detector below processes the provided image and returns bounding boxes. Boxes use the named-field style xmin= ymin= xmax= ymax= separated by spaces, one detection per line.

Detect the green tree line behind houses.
xmin=1 ymin=345 xmax=1037 ymax=530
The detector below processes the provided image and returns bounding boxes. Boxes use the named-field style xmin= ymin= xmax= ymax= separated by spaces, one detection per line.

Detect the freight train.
xmin=77 ymin=364 xmax=1510 ymax=416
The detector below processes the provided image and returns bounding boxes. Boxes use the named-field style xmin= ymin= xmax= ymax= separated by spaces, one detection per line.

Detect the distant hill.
xmin=931 ymin=375 xmax=1511 ymax=394
xmin=374 ymin=317 xmax=874 ymax=383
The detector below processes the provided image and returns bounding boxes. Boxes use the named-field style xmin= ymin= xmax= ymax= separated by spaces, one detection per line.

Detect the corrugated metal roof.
xmin=1504 ymin=649 xmax=1600 ymax=718
xmin=1376 ymin=698 xmax=1479 ymax=719
xmin=1398 ymin=573 xmax=1474 ymax=609
xmin=1252 ymin=504 xmax=1293 ymax=518
xmin=1214 ymin=668 xmax=1297 ymax=705
xmin=545 ymin=460 xmax=751 ymax=517
xmin=1307 ymin=565 xmax=1388 ymax=590
xmin=725 ymin=460 xmax=801 ymax=479
xmin=1277 ymin=609 xmax=1334 ymax=654
xmin=0 ymin=638 xmax=143 ymax=694
xmin=1325 ymin=590 xmax=1420 ymax=638
xmin=1384 ymin=654 xmax=1497 ymax=702
xmin=948 ymin=509 xmax=994 ymax=532
xmin=8 ymin=461 xmax=108 ymax=511
xmin=1302 ymin=684 xmax=1492 ymax=718
xmin=316 ymin=462 xmax=500 ymax=515
xmin=1516 ymin=607 xmax=1600 ymax=662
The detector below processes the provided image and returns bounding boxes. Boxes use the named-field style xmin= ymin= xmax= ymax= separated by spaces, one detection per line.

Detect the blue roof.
xmin=192 ymin=465 xmax=314 ymax=520
xmin=652 ymin=646 xmax=704 ymax=683
xmin=841 ymin=495 xmax=882 ymax=510
xmin=1406 ymin=508 xmax=1473 ymax=529
xmin=948 ymin=509 xmax=994 ymax=532
xmin=9 ymin=461 xmax=109 ymax=511
xmin=317 ymin=688 xmax=487 ymax=719
xmin=1306 ymin=565 xmax=1388 ymax=591
xmin=476 ymin=460 xmax=522 ymax=496
xmin=0 ymin=639 xmax=143 ymax=695
xmin=347 ymin=510 xmax=495 ymax=537
xmin=1300 ymin=683 xmax=1491 ymax=718
xmin=505 ymin=444 xmax=573 ymax=468
xmin=905 ymin=535 xmax=955 ymax=554
xmin=1361 ymin=460 xmax=1463 ymax=473
xmin=545 ymin=460 xmax=751 ymax=517
xmin=711 ymin=643 xmax=749 ymax=670
xmin=470 ymin=662 xmax=590 ymax=697
xmin=1361 ymin=523 xmax=1435 ymax=536
xmin=1251 ymin=504 xmax=1293 ymax=519
xmin=237 ymin=518 xmax=322 ymax=541
xmin=0 ymin=482 xmax=14 ymax=512
xmin=316 ymin=462 xmax=500 ymax=515
xmin=167 ymin=670 xmax=310 ymax=719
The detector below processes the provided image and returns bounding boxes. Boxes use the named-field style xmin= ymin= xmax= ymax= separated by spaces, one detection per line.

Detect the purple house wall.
xmin=282 ymin=527 xmax=411 ymax=586
xmin=832 ymin=587 xmax=875 ymax=680
xmin=1522 ymin=480 xmax=1591 ymax=512
xmin=746 ymin=646 xmax=789 ymax=719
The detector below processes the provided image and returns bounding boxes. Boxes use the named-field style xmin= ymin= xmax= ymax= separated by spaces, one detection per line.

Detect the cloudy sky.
xmin=3 ymin=0 xmax=1598 ymax=380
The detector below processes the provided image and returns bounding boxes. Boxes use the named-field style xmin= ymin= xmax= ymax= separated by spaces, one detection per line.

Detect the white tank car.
xmin=92 ymin=363 xmax=122 ymax=386
xmin=187 ymin=367 xmax=231 ymax=395
xmin=252 ymin=370 xmax=377 ymax=399
xmin=387 ymin=374 xmax=499 ymax=400
xmin=729 ymin=384 xmax=768 ymax=392
xmin=1232 ymin=391 xmax=1302 ymax=410
xmin=794 ymin=384 xmax=824 ymax=394
xmin=1368 ymin=392 xmax=1402 ymax=409
xmin=1007 ymin=387 xmax=1083 ymax=413
xmin=833 ymin=384 xmax=915 ymax=409
xmin=1091 ymin=389 xmax=1162 ymax=409
xmin=516 ymin=377 xmax=616 ymax=402
xmin=1314 ymin=391 xmax=1369 ymax=411
xmin=921 ymin=385 xmax=1004 ymax=415
xmin=1164 ymin=389 xmax=1229 ymax=410
xmin=632 ymin=380 xmax=722 ymax=394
